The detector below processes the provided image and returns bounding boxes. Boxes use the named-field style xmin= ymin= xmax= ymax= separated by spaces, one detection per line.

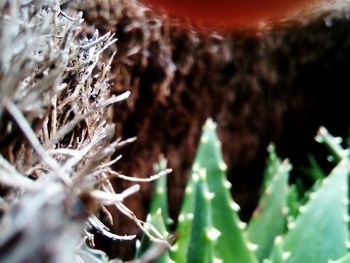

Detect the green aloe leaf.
xmin=301 ymin=154 xmax=326 ymax=181
xmin=135 ymin=209 xmax=172 ymax=263
xmin=171 ymin=163 xmax=198 ymax=263
xmin=194 ymin=119 xmax=258 ymax=263
xmin=267 ymin=236 xmax=289 ymax=263
xmin=261 ymin=144 xmax=280 ymax=193
xmin=150 ymin=157 xmax=172 ymax=227
xmin=286 ymin=185 xmax=300 ymax=221
xmin=135 ymin=158 xmax=172 ymax=262
xmin=315 ymin=127 xmax=348 ymax=163
xmin=335 ymin=252 xmax=350 ymax=263
xmin=272 ymin=159 xmax=350 ymax=263
xmin=247 ymin=150 xmax=290 ymax=262
xmin=173 ymin=119 xmax=257 ymax=262
xmin=187 ymin=173 xmax=216 ymax=263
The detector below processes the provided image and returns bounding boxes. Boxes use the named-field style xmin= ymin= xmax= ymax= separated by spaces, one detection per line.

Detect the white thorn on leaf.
xmin=327 ymin=156 xmax=335 ymax=162
xmin=281 ymin=207 xmax=289 ymax=216
xmin=265 ymin=187 xmax=272 ymax=196
xmin=219 ymin=161 xmax=227 ymax=172
xmin=193 ymin=172 xmax=199 ymax=182
xmin=199 ymin=168 xmax=207 ymax=180
xmin=206 ymin=227 xmax=221 ymax=241
xmin=146 ymin=214 xmax=152 ymax=222
xmin=322 ymin=177 xmax=330 ymax=185
xmin=204 ymin=118 xmax=217 ymax=130
xmin=193 ymin=163 xmax=200 ymax=172
xmin=248 ymin=242 xmax=258 ymax=251
xmin=238 ymin=221 xmax=246 ymax=230
xmin=213 ymin=258 xmax=223 ymax=263
xmin=230 ymin=201 xmax=240 ymax=212
xmin=274 ymin=235 xmax=283 ymax=245
xmin=185 ymin=186 xmax=193 ymax=194
xmin=136 ymin=239 xmax=141 ymax=249
xmin=157 ymin=187 xmax=164 ymax=194
xmin=346 ymin=240 xmax=350 ymax=249
xmin=201 ymin=135 xmax=209 ymax=143
xmin=287 ymin=221 xmax=296 ymax=230
xmin=223 ymin=180 xmax=232 ymax=190
xmin=186 ymin=213 xmax=194 ymax=220
xmin=334 ymin=137 xmax=343 ymax=144
xmin=205 ymin=191 xmax=215 ymax=200
xmin=282 ymin=252 xmax=291 ymax=260
xmin=344 ymin=215 xmax=350 ymax=223
xmin=178 ymin=214 xmax=185 ymax=222
xmin=170 ymin=243 xmax=178 ymax=251
xmin=299 ymin=205 xmax=306 ymax=213
xmin=309 ymin=192 xmax=316 ymax=199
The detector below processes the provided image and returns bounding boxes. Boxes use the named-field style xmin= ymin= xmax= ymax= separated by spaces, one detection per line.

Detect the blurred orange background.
xmin=143 ymin=0 xmax=317 ymax=27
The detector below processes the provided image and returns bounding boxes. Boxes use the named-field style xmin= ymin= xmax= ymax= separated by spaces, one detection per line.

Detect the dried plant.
xmin=0 ymin=0 xmax=169 ymax=262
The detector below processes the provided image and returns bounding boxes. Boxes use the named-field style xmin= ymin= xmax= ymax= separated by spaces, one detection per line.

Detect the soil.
xmin=77 ymin=0 xmax=350 ymax=259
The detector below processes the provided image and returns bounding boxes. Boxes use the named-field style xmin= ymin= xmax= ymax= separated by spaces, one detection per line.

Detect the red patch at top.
xmin=143 ymin=0 xmax=318 ymax=28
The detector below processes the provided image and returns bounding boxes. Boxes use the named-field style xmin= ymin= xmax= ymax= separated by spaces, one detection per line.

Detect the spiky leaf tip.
xmin=273 ymin=159 xmax=350 ymax=263
xmin=187 ymin=175 xmax=216 ymax=263
xmin=171 ymin=165 xmax=199 ymax=263
xmin=195 ymin=118 xmax=258 ymax=263
xmin=247 ymin=156 xmax=290 ymax=261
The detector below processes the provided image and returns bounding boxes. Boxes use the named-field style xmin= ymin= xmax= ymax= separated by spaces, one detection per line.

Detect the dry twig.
xmin=0 ymin=1 xmax=168 ymax=262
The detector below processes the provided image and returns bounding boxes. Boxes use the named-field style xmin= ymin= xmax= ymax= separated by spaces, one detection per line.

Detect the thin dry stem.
xmin=112 ymin=168 xmax=173 ymax=183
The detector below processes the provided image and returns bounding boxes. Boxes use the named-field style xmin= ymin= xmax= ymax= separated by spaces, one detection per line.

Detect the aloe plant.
xmin=187 ymin=173 xmax=216 ymax=263
xmin=173 ymin=119 xmax=258 ymax=263
xmin=141 ymin=122 xmax=350 ymax=263
xmin=150 ymin=158 xmax=173 ymax=227
xmin=247 ymin=146 xmax=290 ymax=261
xmin=135 ymin=158 xmax=172 ymax=262
xmin=171 ymin=161 xmax=198 ymax=263
xmin=273 ymin=159 xmax=349 ymax=263
xmin=268 ymin=127 xmax=350 ymax=263
xmin=195 ymin=120 xmax=258 ymax=263
xmin=336 ymin=253 xmax=350 ymax=263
